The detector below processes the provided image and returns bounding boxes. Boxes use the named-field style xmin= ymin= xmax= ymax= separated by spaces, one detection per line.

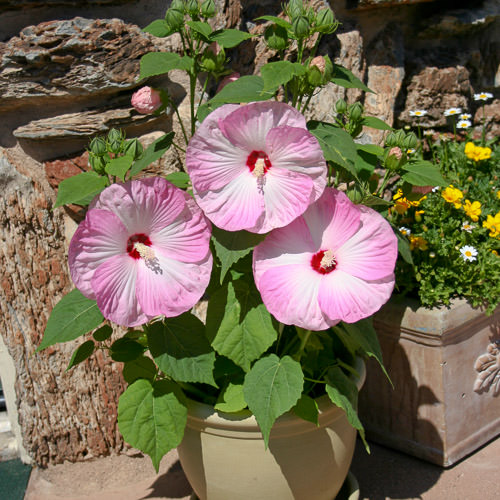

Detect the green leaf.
xmin=255 ymin=16 xmax=292 ymax=29
xmin=147 ymin=313 xmax=217 ymax=387
xmin=356 ymin=144 xmax=384 ymax=156
xmin=331 ymin=64 xmax=372 ymax=93
xmin=140 ymin=53 xmax=192 ymax=79
xmin=362 ymin=116 xmax=393 ymax=131
xmin=143 ymin=19 xmax=173 ymax=37
xmin=186 ymin=21 xmax=212 ymax=41
xmin=66 ymin=340 xmax=95 ymax=371
xmin=129 ymin=132 xmax=174 ymax=177
xmin=209 ymin=75 xmax=272 ymax=104
xmin=325 ymin=366 xmax=368 ymax=451
xmin=243 ymin=354 xmax=304 ymax=447
xmin=215 ymin=382 xmax=246 ymax=412
xmin=261 ymin=61 xmax=305 ymax=92
xmin=122 ymin=356 xmax=158 ymax=384
xmin=396 ymin=229 xmax=413 ymax=265
xmin=308 ymin=121 xmax=358 ymax=176
xmin=93 ymin=324 xmax=113 ymax=342
xmin=118 ymin=379 xmax=187 ymax=472
xmin=54 ymin=171 xmax=108 ymax=208
xmin=38 ymin=289 xmax=104 ymax=351
xmin=110 ymin=338 xmax=144 ymax=362
xmin=105 ymin=155 xmax=133 ymax=181
xmin=210 ymin=29 xmax=253 ymax=48
xmin=401 ymin=161 xmax=447 ymax=187
xmin=165 ymin=171 xmax=190 ymax=189
xmin=360 ymin=195 xmax=391 ymax=207
xmin=206 ymin=280 xmax=278 ymax=372
xmin=293 ymin=394 xmax=319 ymax=426
xmin=211 ymin=226 xmax=265 ymax=284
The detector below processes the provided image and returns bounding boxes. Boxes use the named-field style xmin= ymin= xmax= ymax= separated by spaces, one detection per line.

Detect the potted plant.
xmin=359 ymin=104 xmax=500 ymax=466
xmin=37 ymin=1 xmax=442 ymax=497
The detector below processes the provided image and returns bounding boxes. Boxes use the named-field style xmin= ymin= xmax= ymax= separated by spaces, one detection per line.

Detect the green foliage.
xmin=67 ymin=340 xmax=95 ymax=370
xmin=129 ymin=133 xmax=174 ymax=177
xmin=54 ymin=172 xmax=108 ymax=208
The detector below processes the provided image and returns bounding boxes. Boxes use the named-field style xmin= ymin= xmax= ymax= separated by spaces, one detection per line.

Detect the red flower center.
xmin=126 ymin=233 xmax=152 ymax=260
xmin=311 ymin=249 xmax=337 ymax=274
xmin=247 ymin=150 xmax=271 ymax=177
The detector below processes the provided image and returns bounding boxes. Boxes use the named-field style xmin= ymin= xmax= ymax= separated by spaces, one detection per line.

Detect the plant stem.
xmin=295 ymin=328 xmax=312 ymax=362
xmin=174 ymin=106 xmax=189 ymax=145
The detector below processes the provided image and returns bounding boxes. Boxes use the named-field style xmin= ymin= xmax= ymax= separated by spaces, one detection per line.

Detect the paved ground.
xmin=24 ymin=436 xmax=500 ymax=500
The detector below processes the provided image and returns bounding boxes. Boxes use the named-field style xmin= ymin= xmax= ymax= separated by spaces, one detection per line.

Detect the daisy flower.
xmin=399 ymin=227 xmax=411 ymax=237
xmin=186 ymin=101 xmax=327 ymax=233
xmin=69 ymin=178 xmax=213 ymax=327
xmin=444 ymin=107 xmax=462 ymax=116
xmin=461 ymin=221 xmax=476 ymax=233
xmin=457 ymin=119 xmax=471 ymax=129
xmin=459 ymin=113 xmax=472 ymax=120
xmin=253 ymin=188 xmax=398 ymax=330
xmin=460 ymin=245 xmax=478 ymax=262
xmin=474 ymin=92 xmax=493 ymax=101
xmin=409 ymin=110 xmax=427 ymax=117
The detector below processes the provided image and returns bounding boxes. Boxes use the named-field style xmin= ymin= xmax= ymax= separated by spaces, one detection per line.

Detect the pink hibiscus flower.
xmin=68 ymin=178 xmax=212 ymax=327
xmin=186 ymin=101 xmax=327 ymax=234
xmin=253 ymin=188 xmax=398 ymax=330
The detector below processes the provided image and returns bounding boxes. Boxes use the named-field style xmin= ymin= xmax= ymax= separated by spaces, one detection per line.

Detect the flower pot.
xmin=177 ymin=358 xmax=366 ymax=500
xmin=359 ymin=297 xmax=500 ymax=466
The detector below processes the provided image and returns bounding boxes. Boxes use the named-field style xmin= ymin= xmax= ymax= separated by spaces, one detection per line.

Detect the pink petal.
xmin=218 ymin=101 xmax=307 ymax=152
xmin=257 ymin=264 xmax=330 ymax=331
xmin=336 ymin=205 xmax=398 ymax=281
xmin=151 ymin=195 xmax=212 ymax=263
xmin=136 ymin=253 xmax=213 ymax=318
xmin=68 ymin=209 xmax=129 ymax=299
xmin=91 ymin=254 xmax=150 ymax=327
xmin=193 ymin=172 xmax=265 ymax=232
xmin=318 ymin=270 xmax=395 ymax=324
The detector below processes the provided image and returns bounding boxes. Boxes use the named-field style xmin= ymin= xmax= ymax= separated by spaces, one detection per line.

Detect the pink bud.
xmin=310 ymin=56 xmax=326 ymax=73
xmin=131 ymin=86 xmax=162 ymax=114
xmin=216 ymin=72 xmax=241 ymax=93
xmin=412 ymin=185 xmax=434 ymax=195
xmin=388 ymin=146 xmax=403 ymax=160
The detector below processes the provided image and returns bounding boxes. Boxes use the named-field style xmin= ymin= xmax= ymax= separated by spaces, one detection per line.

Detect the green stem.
xmin=300 ymin=93 xmax=314 ymax=114
xmin=174 ymin=106 xmax=189 ymax=145
xmin=189 ymin=73 xmax=197 ymax=136
xmin=294 ymin=329 xmax=312 ymax=362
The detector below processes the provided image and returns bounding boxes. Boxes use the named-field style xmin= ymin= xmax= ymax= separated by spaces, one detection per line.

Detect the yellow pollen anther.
xmin=320 ymin=250 xmax=336 ymax=269
xmin=134 ymin=242 xmax=156 ymax=261
xmin=253 ymin=158 xmax=266 ymax=178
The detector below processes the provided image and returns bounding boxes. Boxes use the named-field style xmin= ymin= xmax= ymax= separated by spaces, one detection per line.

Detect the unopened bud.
xmin=394 ymin=129 xmax=406 ymax=146
xmin=89 ymin=153 xmax=107 ymax=174
xmin=124 ymin=138 xmax=144 ymax=160
xmin=335 ymin=98 xmax=347 ymax=114
xmin=315 ymin=8 xmax=336 ymax=34
xmin=165 ymin=8 xmax=184 ymax=30
xmin=348 ymin=102 xmax=363 ymax=122
xmin=186 ymin=0 xmax=199 ymax=17
xmin=287 ymin=0 xmax=303 ymax=19
xmin=89 ymin=136 xmax=107 ymax=156
xmin=131 ymin=86 xmax=162 ymax=114
xmin=403 ymin=132 xmax=418 ymax=150
xmin=201 ymin=0 xmax=216 ymax=17
xmin=264 ymin=24 xmax=288 ymax=51
xmin=388 ymin=146 xmax=403 ymax=160
xmin=292 ymin=16 xmax=310 ymax=38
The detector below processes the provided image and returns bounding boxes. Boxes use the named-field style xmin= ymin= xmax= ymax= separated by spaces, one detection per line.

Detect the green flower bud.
xmin=89 ymin=136 xmax=107 ymax=156
xmin=292 ymin=16 xmax=309 ymax=39
xmin=307 ymin=65 xmax=322 ymax=87
xmin=384 ymin=147 xmax=403 ymax=171
xmin=124 ymin=138 xmax=144 ymax=160
xmin=165 ymin=7 xmax=184 ymax=30
xmin=315 ymin=8 xmax=336 ymax=34
xmin=200 ymin=0 xmax=216 ymax=18
xmin=403 ymin=132 xmax=418 ymax=150
xmin=201 ymin=49 xmax=217 ymax=72
xmin=287 ymin=0 xmax=303 ymax=19
xmin=335 ymin=98 xmax=347 ymax=114
xmin=186 ymin=0 xmax=199 ymax=17
xmin=107 ymin=128 xmax=123 ymax=143
xmin=170 ymin=0 xmax=185 ymax=12
xmin=347 ymin=188 xmax=363 ymax=204
xmin=385 ymin=131 xmax=397 ymax=147
xmin=264 ymin=24 xmax=288 ymax=51
xmin=348 ymin=102 xmax=363 ymax=122
xmin=394 ymin=129 xmax=406 ymax=146
xmin=89 ymin=153 xmax=107 ymax=174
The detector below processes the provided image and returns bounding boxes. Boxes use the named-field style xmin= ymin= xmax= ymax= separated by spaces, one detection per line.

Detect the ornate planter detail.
xmin=359 ymin=298 xmax=500 ymax=466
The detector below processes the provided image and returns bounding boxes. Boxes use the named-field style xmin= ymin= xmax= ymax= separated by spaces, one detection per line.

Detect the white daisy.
xmin=407 ymin=148 xmax=416 ymax=154
xmin=459 ymin=113 xmax=472 ymax=120
xmin=409 ymin=110 xmax=427 ymax=117
xmin=460 ymin=245 xmax=478 ymax=262
xmin=473 ymin=92 xmax=493 ymax=101
xmin=457 ymin=119 xmax=471 ymax=129
xmin=444 ymin=107 xmax=462 ymax=116
xmin=399 ymin=227 xmax=411 ymax=236
xmin=432 ymin=186 xmax=440 ymax=192
xmin=423 ymin=129 xmax=434 ymax=137
xmin=461 ymin=221 xmax=476 ymax=233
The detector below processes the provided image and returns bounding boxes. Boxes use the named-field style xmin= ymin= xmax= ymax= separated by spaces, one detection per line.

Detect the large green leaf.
xmin=210 ymin=29 xmax=253 ymax=48
xmin=215 ymin=382 xmax=246 ymax=412
xmin=54 ymin=171 xmax=108 ymax=208
xmin=325 ymin=366 xmax=368 ymax=451
xmin=331 ymin=64 xmax=372 ymax=93
xmin=66 ymin=340 xmax=95 ymax=371
xmin=254 ymin=16 xmax=292 ymax=29
xmin=140 ymin=53 xmax=192 ymax=80
xmin=209 ymin=75 xmax=272 ymax=104
xmin=118 ymin=379 xmax=187 ymax=472
xmin=261 ymin=61 xmax=305 ymax=92
xmin=206 ymin=280 xmax=278 ymax=371
xmin=165 ymin=171 xmax=190 ymax=189
xmin=105 ymin=155 xmax=133 ymax=181
xmin=211 ymin=227 xmax=265 ymax=284
xmin=186 ymin=21 xmax=212 ymax=42
xmin=401 ymin=161 xmax=447 ymax=187
xmin=396 ymin=229 xmax=413 ymax=264
xmin=129 ymin=132 xmax=174 ymax=177
xmin=110 ymin=337 xmax=144 ymax=362
xmin=142 ymin=19 xmax=173 ymax=38
xmin=243 ymin=354 xmax=304 ymax=447
xmin=122 ymin=356 xmax=158 ymax=384
xmin=362 ymin=116 xmax=393 ymax=131
xmin=147 ymin=314 xmax=217 ymax=387
xmin=38 ymin=289 xmax=104 ymax=351
xmin=308 ymin=121 xmax=358 ymax=176
xmin=292 ymin=394 xmax=319 ymax=426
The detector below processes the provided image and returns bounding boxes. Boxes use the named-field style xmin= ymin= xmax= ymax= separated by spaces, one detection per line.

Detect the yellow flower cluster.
xmin=462 ymin=200 xmax=482 ymax=222
xmin=392 ymin=189 xmax=425 ymax=215
xmin=441 ymin=185 xmax=463 ymax=208
xmin=464 ymin=142 xmax=492 ymax=162
xmin=410 ymin=235 xmax=428 ymax=251
xmin=483 ymin=212 xmax=500 ymax=238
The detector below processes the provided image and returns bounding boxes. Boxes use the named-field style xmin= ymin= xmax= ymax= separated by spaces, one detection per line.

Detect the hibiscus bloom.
xmin=186 ymin=101 xmax=327 ymax=233
xmin=69 ymin=178 xmax=212 ymax=327
xmin=131 ymin=86 xmax=162 ymax=114
xmin=253 ymin=188 xmax=398 ymax=330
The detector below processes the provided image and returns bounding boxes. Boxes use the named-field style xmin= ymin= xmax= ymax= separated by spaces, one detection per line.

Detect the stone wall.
xmin=0 ymin=0 xmax=498 ymax=466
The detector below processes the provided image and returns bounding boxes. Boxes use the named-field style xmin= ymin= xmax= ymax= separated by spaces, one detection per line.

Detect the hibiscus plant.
xmin=38 ymin=0 xmax=445 ymax=470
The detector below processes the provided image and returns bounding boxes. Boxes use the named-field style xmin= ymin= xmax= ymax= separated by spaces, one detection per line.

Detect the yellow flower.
xmin=483 ymin=212 xmax=500 ymax=238
xmin=462 ymin=200 xmax=482 ymax=222
xmin=464 ymin=142 xmax=492 ymax=162
xmin=497 ymin=191 xmax=500 ymax=200
xmin=410 ymin=235 xmax=428 ymax=251
xmin=464 ymin=142 xmax=475 ymax=156
xmin=442 ymin=185 xmax=463 ymax=208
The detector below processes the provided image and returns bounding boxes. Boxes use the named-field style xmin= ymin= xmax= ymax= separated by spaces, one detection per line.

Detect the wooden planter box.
xmin=358 ymin=298 xmax=500 ymax=466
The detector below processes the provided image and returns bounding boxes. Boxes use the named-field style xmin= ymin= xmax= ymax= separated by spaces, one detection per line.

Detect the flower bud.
xmin=403 ymin=132 xmax=418 ymax=150
xmin=388 ymin=146 xmax=403 ymax=160
xmin=89 ymin=153 xmax=107 ymax=174
xmin=385 ymin=147 xmax=403 ymax=171
xmin=335 ymin=98 xmax=347 ymax=114
xmin=201 ymin=48 xmax=218 ymax=72
xmin=394 ymin=129 xmax=406 ymax=146
xmin=201 ymin=0 xmax=216 ymax=17
xmin=89 ymin=136 xmax=107 ymax=156
xmin=165 ymin=7 xmax=184 ymax=31
xmin=170 ymin=0 xmax=185 ymax=12
xmin=107 ymin=128 xmax=125 ymax=154
xmin=264 ymin=24 xmax=288 ymax=51
xmin=186 ymin=0 xmax=199 ymax=17
xmin=385 ymin=131 xmax=397 ymax=147
xmin=315 ymin=8 xmax=336 ymax=34
xmin=348 ymin=102 xmax=363 ymax=122
xmin=287 ymin=0 xmax=303 ymax=19
xmin=131 ymin=86 xmax=162 ymax=114
xmin=292 ymin=16 xmax=310 ymax=38
xmin=307 ymin=65 xmax=322 ymax=87
xmin=124 ymin=138 xmax=144 ymax=160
